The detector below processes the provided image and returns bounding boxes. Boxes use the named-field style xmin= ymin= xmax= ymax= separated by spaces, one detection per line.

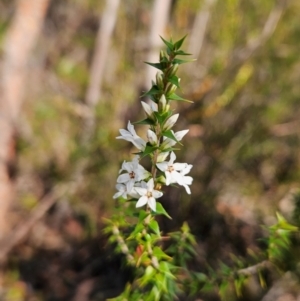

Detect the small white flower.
xmin=113 ymin=183 xmax=140 ymax=199
xmin=147 ymin=129 xmax=158 ymax=145
xmin=163 ymin=113 xmax=179 ymax=131
xmin=179 ymin=164 xmax=193 ymax=194
xmin=116 ymin=121 xmax=146 ymax=150
xmin=113 ymin=183 xmax=128 ymax=199
xmin=141 ymin=101 xmax=158 ymax=118
xmin=117 ymin=156 xmax=149 ymax=193
xmin=156 ymin=152 xmax=187 ymax=185
xmin=160 ymin=129 xmax=189 ymax=150
xmin=135 ymin=178 xmax=163 ymax=211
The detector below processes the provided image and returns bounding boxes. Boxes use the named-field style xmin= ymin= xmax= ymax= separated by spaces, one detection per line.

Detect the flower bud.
xmin=156 ymin=175 xmax=166 ymax=185
xmin=156 ymin=72 xmax=164 ymax=90
xmin=147 ymin=129 xmax=158 ymax=145
xmin=159 ymin=50 xmax=167 ymax=62
xmin=163 ymin=113 xmax=179 ymax=131
xmin=168 ymin=64 xmax=179 ymax=77
xmin=141 ymin=101 xmax=153 ymax=117
xmin=157 ymin=151 xmax=169 ymax=162
xmin=165 ymin=82 xmax=177 ymax=96
xmin=158 ymin=94 xmax=167 ymax=112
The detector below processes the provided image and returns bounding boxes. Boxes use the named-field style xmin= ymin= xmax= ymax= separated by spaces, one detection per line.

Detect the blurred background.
xmin=0 ymin=0 xmax=300 ymax=300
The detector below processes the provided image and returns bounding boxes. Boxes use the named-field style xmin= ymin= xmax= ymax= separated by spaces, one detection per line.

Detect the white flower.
xmin=179 ymin=164 xmax=193 ymax=194
xmin=117 ymin=156 xmax=149 ymax=193
xmin=156 ymin=152 xmax=187 ymax=185
xmin=116 ymin=121 xmax=146 ymax=150
xmin=163 ymin=113 xmax=179 ymax=131
xmin=160 ymin=129 xmax=189 ymax=150
xmin=147 ymin=129 xmax=158 ymax=145
xmin=135 ymin=178 xmax=163 ymax=211
xmin=113 ymin=183 xmax=140 ymax=199
xmin=113 ymin=183 xmax=128 ymax=199
xmin=141 ymin=101 xmax=158 ymax=118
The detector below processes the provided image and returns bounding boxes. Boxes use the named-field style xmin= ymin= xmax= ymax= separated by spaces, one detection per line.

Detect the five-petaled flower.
xmin=116 ymin=121 xmax=146 ymax=150
xmin=135 ymin=178 xmax=163 ymax=212
xmin=156 ymin=152 xmax=187 ymax=185
xmin=117 ymin=156 xmax=149 ymax=193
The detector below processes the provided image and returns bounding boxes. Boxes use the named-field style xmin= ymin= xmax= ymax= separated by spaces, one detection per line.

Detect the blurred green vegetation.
xmin=1 ymin=0 xmax=300 ymax=300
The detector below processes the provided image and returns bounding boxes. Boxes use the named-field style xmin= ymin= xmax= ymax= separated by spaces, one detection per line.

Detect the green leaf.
xmin=144 ymin=61 xmax=167 ymax=71
xmin=140 ymin=144 xmax=159 ymax=158
xmin=168 ymin=75 xmax=180 ymax=88
xmin=153 ymin=111 xmax=172 ymax=125
xmin=162 ymin=130 xmax=179 ymax=143
xmin=160 ymin=36 xmax=174 ymax=51
xmin=133 ymin=118 xmax=155 ymax=125
xmin=154 ymin=202 xmax=172 ymax=219
xmin=142 ymin=85 xmax=161 ymax=97
xmin=173 ymin=58 xmax=196 ymax=65
xmin=173 ymin=35 xmax=187 ymax=50
xmin=174 ymin=50 xmax=192 ymax=56
xmin=168 ymin=93 xmax=193 ymax=103
xmin=127 ymin=223 xmax=144 ymax=239
xmin=153 ymin=247 xmax=172 ymax=260
xmin=139 ymin=210 xmax=148 ymax=222
xmin=149 ymin=220 xmax=160 ymax=236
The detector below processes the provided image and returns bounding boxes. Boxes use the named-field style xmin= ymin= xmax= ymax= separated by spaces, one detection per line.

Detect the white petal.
xmin=113 ymin=191 xmax=123 ymax=199
xmin=169 ymin=151 xmax=176 ymax=164
xmin=126 ymin=179 xmax=136 ymax=193
xmin=156 ymin=162 xmax=168 ymax=172
xmin=174 ymin=129 xmax=189 ymax=141
xmin=136 ymin=196 xmax=148 ymax=208
xmin=165 ymin=172 xmax=172 ymax=186
xmin=117 ymin=173 xmax=130 ymax=183
xmin=148 ymin=197 xmax=156 ymax=211
xmin=181 ymin=164 xmax=193 ymax=176
xmin=170 ymin=171 xmax=184 ymax=184
xmin=182 ymin=184 xmax=191 ymax=194
xmin=127 ymin=121 xmax=136 ymax=136
xmin=147 ymin=178 xmax=155 ymax=190
xmin=134 ymin=187 xmax=147 ymax=196
xmin=128 ymin=187 xmax=140 ymax=199
xmin=152 ymin=190 xmax=163 ymax=199
xmin=132 ymin=138 xmax=146 ymax=150
xmin=163 ymin=114 xmax=179 ymax=131
xmin=141 ymin=101 xmax=153 ymax=116
xmin=173 ymin=162 xmax=187 ymax=171
xmin=182 ymin=176 xmax=193 ymax=185
xmin=150 ymin=100 xmax=158 ymax=112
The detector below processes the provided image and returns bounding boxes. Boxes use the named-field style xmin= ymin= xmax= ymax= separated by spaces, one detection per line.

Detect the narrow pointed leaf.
xmin=160 ymin=36 xmax=174 ymax=51
xmin=133 ymin=118 xmax=155 ymax=125
xmin=174 ymin=35 xmax=187 ymax=50
xmin=168 ymin=75 xmax=180 ymax=88
xmin=144 ymin=61 xmax=166 ymax=71
xmin=174 ymin=50 xmax=192 ymax=56
xmin=149 ymin=220 xmax=160 ymax=236
xmin=173 ymin=58 xmax=196 ymax=65
xmin=154 ymin=202 xmax=172 ymax=219
xmin=141 ymin=144 xmax=159 ymax=158
xmin=162 ymin=130 xmax=179 ymax=143
xmin=168 ymin=93 xmax=193 ymax=103
xmin=142 ymin=85 xmax=160 ymax=97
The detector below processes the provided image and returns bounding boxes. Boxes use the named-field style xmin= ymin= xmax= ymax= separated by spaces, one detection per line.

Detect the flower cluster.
xmin=114 ymin=101 xmax=193 ymax=211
